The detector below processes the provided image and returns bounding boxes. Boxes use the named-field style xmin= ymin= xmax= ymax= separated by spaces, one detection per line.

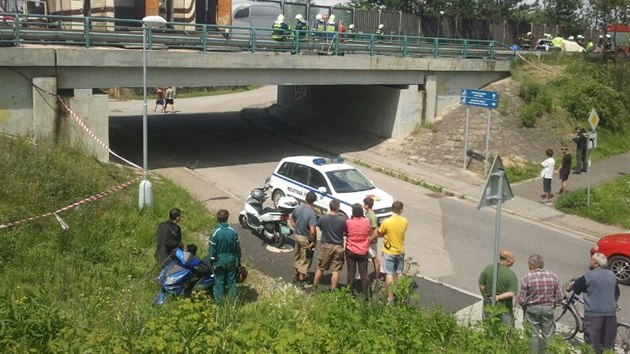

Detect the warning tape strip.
xmin=514 ymin=51 xmax=559 ymax=76
xmin=0 ymin=175 xmax=142 ymax=230
xmin=56 ymin=96 xmax=142 ymax=171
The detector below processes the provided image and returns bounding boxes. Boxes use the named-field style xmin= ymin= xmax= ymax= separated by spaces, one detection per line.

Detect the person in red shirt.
xmin=345 ymin=203 xmax=371 ymax=295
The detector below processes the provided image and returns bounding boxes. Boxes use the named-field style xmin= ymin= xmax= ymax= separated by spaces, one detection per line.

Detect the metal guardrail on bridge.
xmin=0 ymin=13 xmax=513 ymax=60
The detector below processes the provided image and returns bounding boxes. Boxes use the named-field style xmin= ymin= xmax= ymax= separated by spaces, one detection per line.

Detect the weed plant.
xmin=504 ymin=159 xmax=540 ymax=184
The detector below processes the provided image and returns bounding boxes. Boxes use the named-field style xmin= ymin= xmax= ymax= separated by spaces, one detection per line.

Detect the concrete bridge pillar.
xmin=65 ymin=89 xmax=109 ymax=162
xmin=424 ymin=75 xmax=438 ymax=123
xmin=32 ymin=77 xmax=58 ymax=143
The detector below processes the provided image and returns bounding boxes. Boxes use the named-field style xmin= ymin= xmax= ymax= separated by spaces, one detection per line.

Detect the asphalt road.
xmin=108 ymin=86 xmax=629 ymax=319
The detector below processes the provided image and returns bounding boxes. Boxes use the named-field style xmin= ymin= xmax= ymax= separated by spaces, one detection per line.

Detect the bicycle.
xmin=554 ymin=286 xmax=584 ymax=340
xmin=554 ymin=282 xmax=630 ymax=353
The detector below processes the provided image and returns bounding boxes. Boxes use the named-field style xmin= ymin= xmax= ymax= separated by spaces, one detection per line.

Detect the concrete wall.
xmin=0 ymin=69 xmax=109 ymax=161
xmin=0 ymin=69 xmax=42 ymax=138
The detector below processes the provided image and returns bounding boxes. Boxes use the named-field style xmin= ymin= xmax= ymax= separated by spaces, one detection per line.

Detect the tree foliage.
xmin=344 ymin=0 xmax=629 ymax=29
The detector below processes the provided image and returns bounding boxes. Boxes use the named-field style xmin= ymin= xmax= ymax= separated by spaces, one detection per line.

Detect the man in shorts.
xmin=377 ymin=200 xmax=408 ymax=303
xmin=290 ymin=191 xmax=318 ymax=289
xmin=313 ymin=200 xmax=347 ymax=290
xmin=540 ymin=149 xmax=555 ymax=203
xmin=363 ymin=197 xmax=381 ymax=279
xmin=164 ymin=86 xmax=175 ymax=112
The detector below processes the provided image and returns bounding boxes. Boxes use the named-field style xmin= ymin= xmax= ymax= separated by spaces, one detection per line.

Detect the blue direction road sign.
xmin=461 ymin=96 xmax=499 ymax=109
xmin=461 ymin=89 xmax=500 ymax=101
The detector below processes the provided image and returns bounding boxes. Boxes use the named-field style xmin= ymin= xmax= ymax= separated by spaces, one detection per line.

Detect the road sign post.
xmin=586 ymin=108 xmax=600 ymax=208
xmin=478 ymin=156 xmax=513 ymax=306
xmin=461 ymin=89 xmax=499 ymax=177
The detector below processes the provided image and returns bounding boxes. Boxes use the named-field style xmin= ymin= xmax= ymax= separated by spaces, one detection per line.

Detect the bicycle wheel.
xmin=554 ymin=304 xmax=579 ymax=340
xmin=617 ymin=322 xmax=630 ymax=353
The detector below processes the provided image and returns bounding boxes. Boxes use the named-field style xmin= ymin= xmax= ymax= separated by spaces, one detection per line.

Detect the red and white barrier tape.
xmin=515 ymin=52 xmax=558 ymax=76
xmin=0 ymin=175 xmax=142 ymax=230
xmin=57 ymin=96 xmax=142 ymax=170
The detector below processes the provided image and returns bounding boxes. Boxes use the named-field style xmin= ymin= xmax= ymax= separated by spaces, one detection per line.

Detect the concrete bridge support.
xmin=0 ymin=69 xmax=108 ymax=161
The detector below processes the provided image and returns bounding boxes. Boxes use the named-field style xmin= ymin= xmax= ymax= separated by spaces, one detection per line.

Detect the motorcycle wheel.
xmin=272 ymin=232 xmax=285 ymax=248
xmin=238 ymin=214 xmax=249 ymax=229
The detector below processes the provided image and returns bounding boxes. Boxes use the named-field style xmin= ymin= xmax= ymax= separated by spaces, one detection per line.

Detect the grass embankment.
xmin=505 ymin=55 xmax=630 ymax=183
xmin=0 ymin=136 xmax=577 ymax=352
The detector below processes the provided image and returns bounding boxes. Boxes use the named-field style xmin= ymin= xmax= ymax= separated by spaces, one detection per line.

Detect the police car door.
xmin=286 ymin=162 xmax=309 ymax=202
xmin=307 ymin=167 xmax=331 ymax=215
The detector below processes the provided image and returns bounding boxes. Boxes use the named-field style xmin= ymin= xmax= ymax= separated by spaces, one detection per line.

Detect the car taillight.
xmin=280 ymin=214 xmax=289 ymax=221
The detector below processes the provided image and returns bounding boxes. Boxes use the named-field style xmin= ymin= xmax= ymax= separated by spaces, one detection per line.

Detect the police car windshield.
xmin=326 ymin=169 xmax=374 ymax=193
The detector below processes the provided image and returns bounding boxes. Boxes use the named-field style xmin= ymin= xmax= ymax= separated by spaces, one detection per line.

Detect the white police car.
xmin=268 ymin=156 xmax=394 ymax=223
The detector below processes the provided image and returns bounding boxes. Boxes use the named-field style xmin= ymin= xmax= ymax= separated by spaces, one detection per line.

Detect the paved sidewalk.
xmin=245 ymin=105 xmax=628 ymax=241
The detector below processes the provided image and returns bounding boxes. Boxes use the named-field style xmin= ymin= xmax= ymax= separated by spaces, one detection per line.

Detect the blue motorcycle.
xmin=154 ymin=247 xmax=214 ymax=306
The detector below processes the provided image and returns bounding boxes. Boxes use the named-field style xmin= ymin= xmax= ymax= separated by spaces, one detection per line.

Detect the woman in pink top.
xmin=345 ymin=203 xmax=372 ymax=295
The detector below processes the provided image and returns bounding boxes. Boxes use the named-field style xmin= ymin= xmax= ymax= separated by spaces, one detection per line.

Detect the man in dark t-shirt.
xmin=155 ymin=208 xmax=183 ymax=265
xmin=313 ymin=200 xmax=347 ymax=289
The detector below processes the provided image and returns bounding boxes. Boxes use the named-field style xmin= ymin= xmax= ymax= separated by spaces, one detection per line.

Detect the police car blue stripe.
xmin=271 ymin=172 xmax=353 ymax=208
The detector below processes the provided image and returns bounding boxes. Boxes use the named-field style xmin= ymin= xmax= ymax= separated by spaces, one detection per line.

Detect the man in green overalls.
xmin=208 ymin=209 xmax=241 ymax=305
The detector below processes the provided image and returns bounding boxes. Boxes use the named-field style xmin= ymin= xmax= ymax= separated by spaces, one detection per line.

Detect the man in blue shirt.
xmin=568 ymin=252 xmax=620 ymax=354
xmin=208 ymin=209 xmax=241 ymax=305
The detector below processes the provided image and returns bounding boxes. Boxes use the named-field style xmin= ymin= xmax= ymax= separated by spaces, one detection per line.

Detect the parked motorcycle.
xmin=154 ymin=247 xmax=214 ymax=306
xmin=238 ymin=178 xmax=298 ymax=248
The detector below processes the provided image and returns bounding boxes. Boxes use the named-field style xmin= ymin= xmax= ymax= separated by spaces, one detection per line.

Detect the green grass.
xmin=504 ymin=159 xmax=540 ymax=184
xmin=556 ymin=175 xmax=630 ymax=229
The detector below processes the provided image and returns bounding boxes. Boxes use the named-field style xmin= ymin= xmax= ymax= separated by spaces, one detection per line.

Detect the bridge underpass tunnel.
xmin=277 ymin=84 xmax=425 ymax=139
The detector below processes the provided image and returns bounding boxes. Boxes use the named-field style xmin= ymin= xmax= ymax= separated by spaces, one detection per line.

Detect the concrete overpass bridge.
xmin=0 ymin=19 xmax=512 ymax=161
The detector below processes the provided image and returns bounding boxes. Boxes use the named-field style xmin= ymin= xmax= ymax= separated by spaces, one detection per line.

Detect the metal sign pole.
xmin=484 ymin=110 xmax=491 ymax=178
xmin=490 ymin=169 xmax=504 ymax=306
xmin=587 ymin=149 xmax=592 ymax=208
xmin=463 ymin=106 xmax=470 ymax=169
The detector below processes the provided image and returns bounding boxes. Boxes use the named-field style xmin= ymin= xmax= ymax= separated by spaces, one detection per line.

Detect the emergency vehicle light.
xmin=312 ymin=156 xmax=344 ymax=165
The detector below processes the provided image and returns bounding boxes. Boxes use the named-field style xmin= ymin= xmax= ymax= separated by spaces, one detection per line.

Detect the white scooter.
xmin=238 ymin=178 xmax=298 ymax=248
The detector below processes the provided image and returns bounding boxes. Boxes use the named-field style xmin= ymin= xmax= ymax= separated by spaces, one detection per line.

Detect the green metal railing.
xmin=0 ymin=13 xmax=511 ymax=60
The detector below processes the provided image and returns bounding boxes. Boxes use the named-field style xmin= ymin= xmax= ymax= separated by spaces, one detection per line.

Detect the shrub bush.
xmin=519 ymin=102 xmax=544 ymax=128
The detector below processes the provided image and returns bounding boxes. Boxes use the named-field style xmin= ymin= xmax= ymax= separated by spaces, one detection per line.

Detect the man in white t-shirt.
xmin=540 ymin=149 xmax=555 ymax=203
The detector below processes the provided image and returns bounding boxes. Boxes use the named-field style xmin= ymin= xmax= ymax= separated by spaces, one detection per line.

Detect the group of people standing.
xmin=539 ymin=127 xmax=589 ymax=203
xmin=271 ymin=13 xmax=385 ymax=44
xmin=290 ymin=192 xmax=408 ymax=303
xmin=153 ymin=86 xmax=175 ymax=113
xmin=479 ymin=250 xmax=620 ymax=353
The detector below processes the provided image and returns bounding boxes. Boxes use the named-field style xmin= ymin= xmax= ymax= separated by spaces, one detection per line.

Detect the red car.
xmin=592 ymin=232 xmax=630 ymax=285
